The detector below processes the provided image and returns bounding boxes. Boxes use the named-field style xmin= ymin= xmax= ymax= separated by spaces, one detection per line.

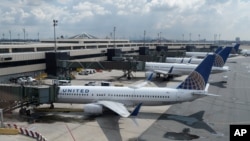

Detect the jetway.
xmin=63 ymin=61 xmax=144 ymax=71
xmin=59 ymin=60 xmax=145 ymax=79
xmin=0 ymin=84 xmax=56 ymax=113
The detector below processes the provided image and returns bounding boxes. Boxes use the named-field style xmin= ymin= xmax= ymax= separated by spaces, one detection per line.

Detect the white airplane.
xmin=145 ymin=62 xmax=228 ymax=79
xmin=145 ymin=48 xmax=229 ymax=78
xmin=57 ymin=55 xmax=217 ymax=117
xmin=166 ymin=47 xmax=232 ymax=67
xmin=186 ymin=43 xmax=240 ymax=58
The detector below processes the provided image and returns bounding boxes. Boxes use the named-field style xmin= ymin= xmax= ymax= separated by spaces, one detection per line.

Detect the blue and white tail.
xmin=176 ymin=55 xmax=215 ymax=90
xmin=214 ymin=46 xmax=223 ymax=54
xmin=213 ymin=47 xmax=232 ymax=67
xmin=231 ymin=43 xmax=240 ymax=54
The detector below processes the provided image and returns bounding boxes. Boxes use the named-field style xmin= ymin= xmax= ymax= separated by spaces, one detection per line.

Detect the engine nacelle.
xmin=84 ymin=104 xmax=103 ymax=115
xmin=145 ymin=71 xmax=157 ymax=79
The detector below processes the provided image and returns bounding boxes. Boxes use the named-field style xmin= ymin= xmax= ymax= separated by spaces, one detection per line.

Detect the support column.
xmin=0 ymin=109 xmax=3 ymax=128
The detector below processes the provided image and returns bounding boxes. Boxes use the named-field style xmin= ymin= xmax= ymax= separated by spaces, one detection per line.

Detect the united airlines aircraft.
xmin=166 ymin=47 xmax=232 ymax=67
xmin=186 ymin=43 xmax=240 ymax=58
xmin=145 ymin=47 xmax=230 ymax=78
xmin=57 ymin=55 xmax=217 ymax=117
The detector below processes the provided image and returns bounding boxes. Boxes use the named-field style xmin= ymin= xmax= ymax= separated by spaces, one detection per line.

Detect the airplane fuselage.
xmin=186 ymin=52 xmax=237 ymax=58
xmin=186 ymin=52 xmax=213 ymax=58
xmin=166 ymin=57 xmax=202 ymax=64
xmin=57 ymin=86 xmax=205 ymax=106
xmin=145 ymin=62 xmax=228 ymax=75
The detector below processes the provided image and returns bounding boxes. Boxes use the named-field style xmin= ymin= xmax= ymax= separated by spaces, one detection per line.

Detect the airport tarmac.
xmin=138 ymin=56 xmax=250 ymax=141
xmin=1 ymin=55 xmax=250 ymax=141
xmin=1 ymin=70 xmax=178 ymax=141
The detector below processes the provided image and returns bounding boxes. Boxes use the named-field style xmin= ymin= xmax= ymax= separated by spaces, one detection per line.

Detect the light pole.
xmin=218 ymin=34 xmax=220 ymax=45
xmin=182 ymin=34 xmax=184 ymax=47
xmin=53 ymin=19 xmax=58 ymax=52
xmin=159 ymin=32 xmax=162 ymax=45
xmin=214 ymin=34 xmax=217 ymax=44
xmin=143 ymin=30 xmax=146 ymax=46
xmin=23 ymin=28 xmax=26 ymax=42
xmin=157 ymin=33 xmax=159 ymax=44
xmin=9 ymin=30 xmax=11 ymax=42
xmin=198 ymin=34 xmax=200 ymax=45
xmin=113 ymin=26 xmax=116 ymax=48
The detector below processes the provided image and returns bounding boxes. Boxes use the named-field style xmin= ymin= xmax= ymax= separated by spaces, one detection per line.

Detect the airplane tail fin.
xmin=231 ymin=43 xmax=240 ymax=54
xmin=176 ymin=55 xmax=215 ymax=90
xmin=213 ymin=47 xmax=232 ymax=67
xmin=214 ymin=46 xmax=223 ymax=54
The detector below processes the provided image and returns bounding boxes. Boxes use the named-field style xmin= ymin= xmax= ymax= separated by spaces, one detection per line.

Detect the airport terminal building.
xmin=0 ymin=33 xmax=212 ymax=83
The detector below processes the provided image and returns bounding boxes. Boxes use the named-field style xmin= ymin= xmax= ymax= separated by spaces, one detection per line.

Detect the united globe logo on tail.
xmin=213 ymin=54 xmax=224 ymax=67
xmin=177 ymin=71 xmax=205 ymax=90
xmin=177 ymin=54 xmax=215 ymax=90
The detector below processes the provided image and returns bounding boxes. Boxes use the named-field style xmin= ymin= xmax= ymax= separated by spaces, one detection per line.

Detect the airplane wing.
xmin=153 ymin=69 xmax=169 ymax=75
xmin=192 ymin=92 xmax=220 ymax=97
xmin=129 ymin=71 xmax=154 ymax=89
xmin=153 ymin=66 xmax=174 ymax=75
xmin=129 ymin=81 xmax=150 ymax=89
xmin=97 ymin=101 xmax=131 ymax=117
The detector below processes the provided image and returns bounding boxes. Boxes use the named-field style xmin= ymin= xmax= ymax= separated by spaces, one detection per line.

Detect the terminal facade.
xmin=0 ymin=33 xmax=212 ymax=83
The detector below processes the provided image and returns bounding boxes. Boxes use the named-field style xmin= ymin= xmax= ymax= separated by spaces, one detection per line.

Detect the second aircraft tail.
xmin=176 ymin=54 xmax=215 ymax=90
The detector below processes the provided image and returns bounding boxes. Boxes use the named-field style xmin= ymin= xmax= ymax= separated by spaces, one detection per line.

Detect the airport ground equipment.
xmin=3 ymin=124 xmax=47 ymax=140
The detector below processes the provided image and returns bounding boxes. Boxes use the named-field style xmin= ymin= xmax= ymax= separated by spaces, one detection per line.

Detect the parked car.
xmin=58 ymin=80 xmax=71 ymax=85
xmin=17 ymin=77 xmax=27 ymax=84
xmin=85 ymin=81 xmax=97 ymax=86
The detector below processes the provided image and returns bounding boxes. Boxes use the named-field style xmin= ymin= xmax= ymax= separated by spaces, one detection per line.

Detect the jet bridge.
xmin=0 ymin=84 xmax=56 ymax=113
xmin=59 ymin=60 xmax=145 ymax=79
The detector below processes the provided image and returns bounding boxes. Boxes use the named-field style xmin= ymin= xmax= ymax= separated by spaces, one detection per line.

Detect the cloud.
xmin=0 ymin=0 xmax=249 ymax=40
xmin=73 ymin=1 xmax=111 ymax=16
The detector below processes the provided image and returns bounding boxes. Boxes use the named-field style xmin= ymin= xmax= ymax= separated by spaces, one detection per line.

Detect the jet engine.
xmin=145 ymin=71 xmax=157 ymax=79
xmin=84 ymin=104 xmax=103 ymax=115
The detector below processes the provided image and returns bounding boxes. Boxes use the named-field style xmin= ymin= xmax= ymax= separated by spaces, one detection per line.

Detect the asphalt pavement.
xmin=138 ymin=56 xmax=250 ymax=141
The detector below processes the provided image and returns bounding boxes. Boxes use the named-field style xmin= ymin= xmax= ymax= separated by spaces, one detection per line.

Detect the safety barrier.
xmin=5 ymin=123 xmax=47 ymax=141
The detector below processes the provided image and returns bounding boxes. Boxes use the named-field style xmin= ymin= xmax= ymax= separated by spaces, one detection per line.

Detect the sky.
xmin=0 ymin=0 xmax=249 ymax=41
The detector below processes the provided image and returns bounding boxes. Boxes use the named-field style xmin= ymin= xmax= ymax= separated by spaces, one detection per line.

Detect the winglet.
xmin=213 ymin=47 xmax=232 ymax=67
xmin=188 ymin=58 xmax=192 ymax=63
xmin=130 ymin=103 xmax=142 ymax=116
xmin=176 ymin=55 xmax=215 ymax=90
xmin=181 ymin=58 xmax=184 ymax=63
xmin=146 ymin=72 xmax=154 ymax=81
xmin=168 ymin=66 xmax=174 ymax=74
